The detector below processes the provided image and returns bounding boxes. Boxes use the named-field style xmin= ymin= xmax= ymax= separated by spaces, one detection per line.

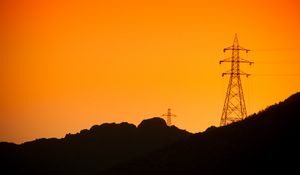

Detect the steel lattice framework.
xmin=219 ymin=34 xmax=253 ymax=126
xmin=162 ymin=108 xmax=176 ymax=126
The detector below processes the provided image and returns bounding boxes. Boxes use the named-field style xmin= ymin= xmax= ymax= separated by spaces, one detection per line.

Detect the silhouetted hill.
xmin=0 ymin=117 xmax=190 ymax=175
xmin=101 ymin=92 xmax=300 ymax=175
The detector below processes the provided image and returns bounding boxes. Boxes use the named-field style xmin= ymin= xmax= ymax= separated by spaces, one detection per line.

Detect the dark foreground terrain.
xmin=0 ymin=118 xmax=190 ymax=175
xmin=1 ymin=92 xmax=299 ymax=175
xmin=101 ymin=92 xmax=300 ymax=175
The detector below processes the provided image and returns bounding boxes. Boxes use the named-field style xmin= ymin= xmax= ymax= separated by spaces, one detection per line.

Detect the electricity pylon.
xmin=219 ymin=34 xmax=253 ymax=126
xmin=162 ymin=108 xmax=176 ymax=126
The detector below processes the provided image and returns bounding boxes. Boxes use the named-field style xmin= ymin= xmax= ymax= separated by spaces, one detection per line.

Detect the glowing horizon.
xmin=1 ymin=0 xmax=300 ymax=143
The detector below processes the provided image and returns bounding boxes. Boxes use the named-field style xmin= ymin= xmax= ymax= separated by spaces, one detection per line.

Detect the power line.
xmin=253 ymin=62 xmax=300 ymax=64
xmin=253 ymin=47 xmax=300 ymax=52
xmin=252 ymin=73 xmax=300 ymax=77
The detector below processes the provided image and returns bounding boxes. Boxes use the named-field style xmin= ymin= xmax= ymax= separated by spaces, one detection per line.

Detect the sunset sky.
xmin=1 ymin=0 xmax=300 ymax=143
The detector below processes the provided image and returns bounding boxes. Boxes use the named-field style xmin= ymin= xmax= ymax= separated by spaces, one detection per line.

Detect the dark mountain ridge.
xmin=1 ymin=92 xmax=299 ymax=175
xmin=101 ymin=92 xmax=300 ymax=175
xmin=0 ymin=117 xmax=190 ymax=175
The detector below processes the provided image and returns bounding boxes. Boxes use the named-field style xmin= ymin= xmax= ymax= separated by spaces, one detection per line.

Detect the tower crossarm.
xmin=162 ymin=113 xmax=176 ymax=117
xmin=222 ymin=72 xmax=251 ymax=77
xmin=219 ymin=57 xmax=232 ymax=64
xmin=239 ymin=58 xmax=254 ymax=65
xmin=223 ymin=45 xmax=251 ymax=53
xmin=219 ymin=57 xmax=253 ymax=65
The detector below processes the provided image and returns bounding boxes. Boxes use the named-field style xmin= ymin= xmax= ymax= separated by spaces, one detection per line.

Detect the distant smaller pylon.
xmin=162 ymin=108 xmax=176 ymax=126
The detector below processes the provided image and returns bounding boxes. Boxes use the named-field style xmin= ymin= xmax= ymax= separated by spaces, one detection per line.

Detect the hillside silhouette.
xmin=1 ymin=92 xmax=299 ymax=175
xmin=0 ymin=117 xmax=190 ymax=175
xmin=100 ymin=92 xmax=300 ymax=175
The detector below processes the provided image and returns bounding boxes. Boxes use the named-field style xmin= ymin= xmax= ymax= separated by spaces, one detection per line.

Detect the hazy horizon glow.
xmin=1 ymin=0 xmax=300 ymax=143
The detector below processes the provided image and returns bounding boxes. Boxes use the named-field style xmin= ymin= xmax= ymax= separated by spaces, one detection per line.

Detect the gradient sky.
xmin=1 ymin=0 xmax=300 ymax=143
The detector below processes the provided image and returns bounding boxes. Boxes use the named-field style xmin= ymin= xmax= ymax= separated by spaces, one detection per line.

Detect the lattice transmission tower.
xmin=219 ymin=34 xmax=253 ymax=126
xmin=162 ymin=108 xmax=176 ymax=126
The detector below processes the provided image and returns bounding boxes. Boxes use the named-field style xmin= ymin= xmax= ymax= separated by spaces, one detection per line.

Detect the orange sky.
xmin=1 ymin=0 xmax=300 ymax=143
